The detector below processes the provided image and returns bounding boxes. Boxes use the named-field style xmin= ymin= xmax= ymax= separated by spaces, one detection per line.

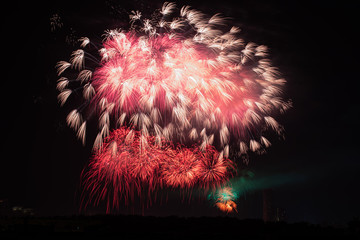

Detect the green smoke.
xmin=208 ymin=170 xmax=305 ymax=202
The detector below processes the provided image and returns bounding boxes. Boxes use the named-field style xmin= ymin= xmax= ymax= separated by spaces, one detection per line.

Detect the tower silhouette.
xmin=263 ymin=189 xmax=274 ymax=222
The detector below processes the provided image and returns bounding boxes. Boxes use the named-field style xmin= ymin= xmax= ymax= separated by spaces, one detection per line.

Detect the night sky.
xmin=1 ymin=0 xmax=359 ymax=224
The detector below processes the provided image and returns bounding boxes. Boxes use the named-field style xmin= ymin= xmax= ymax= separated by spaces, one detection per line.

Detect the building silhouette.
xmin=263 ymin=189 xmax=274 ymax=222
xmin=263 ymin=189 xmax=287 ymax=222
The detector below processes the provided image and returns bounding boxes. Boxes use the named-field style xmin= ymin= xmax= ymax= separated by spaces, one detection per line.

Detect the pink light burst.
xmin=56 ymin=2 xmax=291 ymax=210
xmin=57 ymin=2 xmax=291 ymax=156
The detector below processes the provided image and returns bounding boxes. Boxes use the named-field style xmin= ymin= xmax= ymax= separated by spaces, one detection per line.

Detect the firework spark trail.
xmin=56 ymin=2 xmax=291 ymax=209
xmin=81 ymin=127 xmax=234 ymax=209
xmin=57 ymin=2 xmax=291 ymax=156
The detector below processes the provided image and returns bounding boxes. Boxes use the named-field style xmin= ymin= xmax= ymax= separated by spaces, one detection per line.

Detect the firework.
xmin=215 ymin=200 xmax=237 ymax=213
xmin=57 ymin=2 xmax=290 ymax=155
xmin=212 ymin=186 xmax=238 ymax=213
xmin=81 ymin=127 xmax=234 ymax=209
xmin=50 ymin=13 xmax=63 ymax=32
xmin=56 ymin=2 xmax=291 ymax=210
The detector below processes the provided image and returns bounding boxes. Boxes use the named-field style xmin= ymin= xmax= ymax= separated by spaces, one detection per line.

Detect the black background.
xmin=0 ymin=0 xmax=359 ymax=224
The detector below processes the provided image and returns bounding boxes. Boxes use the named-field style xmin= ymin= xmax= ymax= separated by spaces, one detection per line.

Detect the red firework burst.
xmin=56 ymin=2 xmax=291 ymax=210
xmin=81 ymin=127 xmax=234 ymax=209
xmin=161 ymin=148 xmax=200 ymax=189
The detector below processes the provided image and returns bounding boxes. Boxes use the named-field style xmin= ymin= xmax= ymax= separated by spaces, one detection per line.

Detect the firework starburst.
xmin=56 ymin=2 xmax=290 ymax=210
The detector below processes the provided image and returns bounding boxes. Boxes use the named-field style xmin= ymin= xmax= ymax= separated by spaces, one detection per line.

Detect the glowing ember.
xmin=216 ymin=200 xmax=237 ymax=213
xmin=211 ymin=186 xmax=238 ymax=213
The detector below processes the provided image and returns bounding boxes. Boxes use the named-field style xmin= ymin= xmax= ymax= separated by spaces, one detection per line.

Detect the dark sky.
xmin=0 ymin=0 xmax=359 ymax=224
